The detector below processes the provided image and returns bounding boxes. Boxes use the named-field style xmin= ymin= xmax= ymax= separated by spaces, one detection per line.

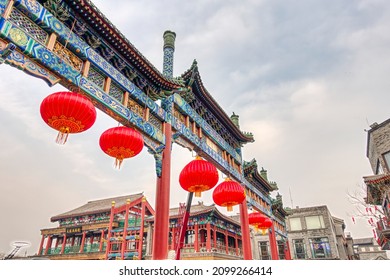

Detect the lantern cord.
xmin=64 ymin=18 xmax=77 ymax=50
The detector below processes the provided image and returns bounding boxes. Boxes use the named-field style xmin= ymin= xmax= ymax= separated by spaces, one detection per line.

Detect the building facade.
xmin=364 ymin=118 xmax=390 ymax=250
xmin=151 ymin=201 xmax=244 ymax=260
xmin=286 ymin=205 xmax=352 ymax=260
xmin=38 ymin=193 xmax=155 ymax=260
xmin=353 ymin=237 xmax=388 ymax=260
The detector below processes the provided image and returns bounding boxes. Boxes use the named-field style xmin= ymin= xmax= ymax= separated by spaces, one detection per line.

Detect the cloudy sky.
xmin=1 ymin=0 xmax=390 ymax=256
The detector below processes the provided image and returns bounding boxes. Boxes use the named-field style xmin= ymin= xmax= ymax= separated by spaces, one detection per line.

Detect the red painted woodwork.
xmin=213 ymin=178 xmax=246 ymax=211
xmin=239 ymin=200 xmax=253 ymax=260
xmin=99 ymin=126 xmax=144 ymax=168
xmin=152 ymin=122 xmax=172 ymax=260
xmin=179 ymin=156 xmax=219 ymax=197
xmin=269 ymin=222 xmax=279 ymax=260
xmin=40 ymin=91 xmax=96 ymax=144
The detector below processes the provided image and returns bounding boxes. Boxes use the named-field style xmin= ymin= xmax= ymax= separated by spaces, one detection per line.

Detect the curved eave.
xmin=182 ymin=65 xmax=254 ymax=144
xmin=364 ymin=174 xmax=390 ymax=186
xmin=243 ymin=164 xmax=275 ymax=193
xmin=65 ymin=0 xmax=182 ymax=91
xmin=50 ymin=208 xmax=111 ymax=223
xmin=272 ymin=205 xmax=289 ymax=217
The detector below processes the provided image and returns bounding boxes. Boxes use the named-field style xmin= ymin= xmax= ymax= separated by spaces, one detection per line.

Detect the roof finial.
xmin=163 ymin=31 xmax=176 ymax=77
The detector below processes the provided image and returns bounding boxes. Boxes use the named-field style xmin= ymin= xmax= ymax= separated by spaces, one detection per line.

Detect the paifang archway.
xmin=0 ymin=0 xmax=290 ymax=260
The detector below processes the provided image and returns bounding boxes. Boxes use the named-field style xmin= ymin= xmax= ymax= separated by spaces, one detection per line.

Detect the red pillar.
xmin=284 ymin=239 xmax=292 ymax=260
xmin=225 ymin=231 xmax=229 ymax=254
xmin=206 ymin=223 xmax=211 ymax=251
xmin=44 ymin=235 xmax=52 ymax=255
xmin=239 ymin=200 xmax=252 ymax=260
xmin=54 ymin=236 xmax=59 ymax=249
xmin=269 ymin=222 xmax=279 ymax=260
xmin=235 ymin=235 xmax=239 ymax=256
xmin=194 ymin=224 xmax=199 ymax=252
xmin=79 ymin=231 xmax=86 ymax=253
xmin=61 ymin=234 xmax=66 ymax=254
xmin=99 ymin=230 xmax=105 ymax=252
xmin=138 ymin=197 xmax=146 ymax=259
xmin=213 ymin=225 xmax=217 ymax=249
xmin=38 ymin=234 xmax=45 ymax=255
xmin=105 ymin=201 xmax=116 ymax=259
xmin=171 ymin=227 xmax=175 ymax=250
xmin=152 ymin=123 xmax=172 ymax=260
xmin=121 ymin=199 xmax=131 ymax=260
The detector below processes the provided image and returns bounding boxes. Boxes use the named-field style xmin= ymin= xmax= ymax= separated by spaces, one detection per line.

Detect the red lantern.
xmin=259 ymin=218 xmax=273 ymax=235
xmin=40 ymin=91 xmax=96 ymax=144
xmin=179 ymin=156 xmax=219 ymax=197
xmin=99 ymin=126 xmax=144 ymax=168
xmin=212 ymin=178 xmax=246 ymax=211
xmin=248 ymin=212 xmax=272 ymax=235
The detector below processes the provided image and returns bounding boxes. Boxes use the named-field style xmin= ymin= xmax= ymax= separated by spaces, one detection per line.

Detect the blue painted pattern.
xmin=14 ymin=0 xmax=90 ymax=59
xmin=163 ymin=47 xmax=174 ymax=77
xmin=0 ymin=0 xmax=9 ymax=15
xmin=173 ymin=93 xmax=242 ymax=163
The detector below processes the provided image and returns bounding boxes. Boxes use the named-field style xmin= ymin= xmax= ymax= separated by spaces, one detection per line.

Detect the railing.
xmin=44 ymin=243 xmax=106 ymax=255
xmin=83 ymin=243 xmax=101 ymax=253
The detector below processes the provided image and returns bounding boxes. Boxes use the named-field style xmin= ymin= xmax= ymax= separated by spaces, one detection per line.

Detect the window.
xmin=277 ymin=240 xmax=286 ymax=259
xmin=289 ymin=217 xmax=302 ymax=231
xmin=383 ymin=151 xmax=390 ymax=171
xmin=258 ymin=241 xmax=270 ymax=260
xmin=293 ymin=239 xmax=306 ymax=259
xmin=305 ymin=215 xmax=325 ymax=229
xmin=309 ymin=237 xmax=331 ymax=259
xmin=376 ymin=159 xmax=384 ymax=174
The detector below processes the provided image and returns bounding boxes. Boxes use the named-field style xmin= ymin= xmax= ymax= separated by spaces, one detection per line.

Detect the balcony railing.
xmin=44 ymin=243 xmax=106 ymax=255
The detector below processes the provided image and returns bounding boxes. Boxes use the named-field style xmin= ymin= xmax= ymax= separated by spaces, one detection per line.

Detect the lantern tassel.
xmin=55 ymin=127 xmax=70 ymax=145
xmin=114 ymin=157 xmax=124 ymax=169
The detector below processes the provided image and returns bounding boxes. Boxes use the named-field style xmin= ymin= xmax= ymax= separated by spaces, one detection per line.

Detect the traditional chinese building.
xmin=148 ymin=201 xmax=243 ymax=260
xmin=243 ymin=160 xmax=291 ymax=260
xmin=38 ymin=193 xmax=155 ymax=260
xmin=364 ymin=118 xmax=390 ymax=250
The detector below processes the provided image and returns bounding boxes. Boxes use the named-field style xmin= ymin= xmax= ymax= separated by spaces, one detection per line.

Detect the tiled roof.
xmin=364 ymin=174 xmax=390 ymax=186
xmin=169 ymin=202 xmax=215 ymax=218
xmin=166 ymin=202 xmax=241 ymax=226
xmin=51 ymin=193 xmax=144 ymax=222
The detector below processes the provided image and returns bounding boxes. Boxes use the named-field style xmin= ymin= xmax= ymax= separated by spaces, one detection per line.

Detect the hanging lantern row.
xmin=248 ymin=212 xmax=273 ymax=235
xmin=40 ymin=91 xmax=144 ymax=168
xmin=179 ymin=156 xmax=246 ymax=211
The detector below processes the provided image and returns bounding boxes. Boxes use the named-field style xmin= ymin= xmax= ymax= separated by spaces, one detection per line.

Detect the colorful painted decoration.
xmin=212 ymin=178 xmax=246 ymax=211
xmin=40 ymin=91 xmax=97 ymax=144
xmin=248 ymin=212 xmax=272 ymax=235
xmin=179 ymin=156 xmax=219 ymax=197
xmin=99 ymin=126 xmax=144 ymax=168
